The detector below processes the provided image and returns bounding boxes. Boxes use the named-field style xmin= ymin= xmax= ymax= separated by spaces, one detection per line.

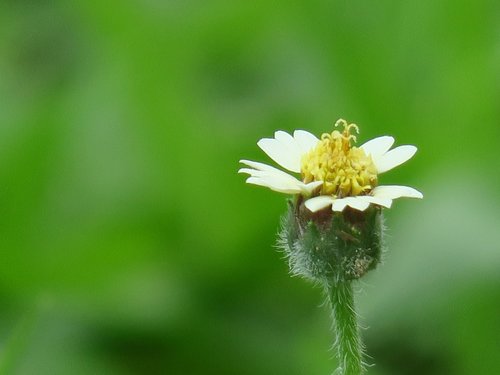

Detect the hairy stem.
xmin=328 ymin=281 xmax=364 ymax=375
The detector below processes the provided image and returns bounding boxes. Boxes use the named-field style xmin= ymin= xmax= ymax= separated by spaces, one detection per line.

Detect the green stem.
xmin=328 ymin=281 xmax=364 ymax=375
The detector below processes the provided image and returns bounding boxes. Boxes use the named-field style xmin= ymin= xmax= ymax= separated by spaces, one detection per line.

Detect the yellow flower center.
xmin=301 ymin=119 xmax=378 ymax=197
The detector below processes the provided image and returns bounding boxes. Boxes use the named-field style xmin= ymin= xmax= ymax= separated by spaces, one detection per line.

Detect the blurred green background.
xmin=0 ymin=1 xmax=499 ymax=374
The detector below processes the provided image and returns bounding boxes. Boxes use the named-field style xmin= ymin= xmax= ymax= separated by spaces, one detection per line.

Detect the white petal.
xmin=239 ymin=160 xmax=297 ymax=177
xmin=331 ymin=198 xmax=349 ymax=212
xmin=304 ymin=195 xmax=335 ymax=212
xmin=257 ymin=131 xmax=302 ymax=173
xmin=238 ymin=167 xmax=258 ymax=176
xmin=241 ymin=169 xmax=300 ymax=187
xmin=303 ymin=181 xmax=324 ymax=194
xmin=274 ymin=130 xmax=297 ymax=149
xmin=357 ymin=195 xmax=393 ymax=208
xmin=240 ymin=168 xmax=300 ymax=186
xmin=239 ymin=160 xmax=301 ymax=183
xmin=360 ymin=136 xmax=394 ymax=159
xmin=372 ymin=185 xmax=423 ymax=200
xmin=239 ymin=159 xmax=283 ymax=172
xmin=245 ymin=176 xmax=303 ymax=194
xmin=293 ymin=130 xmax=319 ymax=154
xmin=374 ymin=145 xmax=417 ymax=174
xmin=238 ymin=168 xmax=287 ymax=180
xmin=240 ymin=160 xmax=322 ymax=195
xmin=331 ymin=197 xmax=371 ymax=212
xmin=247 ymin=175 xmax=320 ymax=195
xmin=344 ymin=197 xmax=370 ymax=211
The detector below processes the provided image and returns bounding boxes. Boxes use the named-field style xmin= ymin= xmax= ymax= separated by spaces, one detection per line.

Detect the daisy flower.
xmin=239 ymin=119 xmax=423 ymax=212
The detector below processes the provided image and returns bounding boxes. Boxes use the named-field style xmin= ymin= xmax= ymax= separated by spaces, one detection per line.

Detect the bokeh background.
xmin=1 ymin=1 xmax=499 ymax=374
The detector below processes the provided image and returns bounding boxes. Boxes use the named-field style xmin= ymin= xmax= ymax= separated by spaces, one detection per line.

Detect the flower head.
xmin=239 ymin=119 xmax=422 ymax=212
xmin=240 ymin=119 xmax=423 ymax=374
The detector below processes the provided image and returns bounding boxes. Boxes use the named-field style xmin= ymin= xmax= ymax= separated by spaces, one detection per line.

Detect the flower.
xmin=239 ymin=119 xmax=423 ymax=212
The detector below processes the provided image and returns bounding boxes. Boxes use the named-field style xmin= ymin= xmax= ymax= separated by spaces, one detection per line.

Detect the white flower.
xmin=239 ymin=119 xmax=423 ymax=212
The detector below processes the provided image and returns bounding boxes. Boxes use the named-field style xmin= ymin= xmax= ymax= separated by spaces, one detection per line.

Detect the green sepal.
xmin=279 ymin=198 xmax=385 ymax=284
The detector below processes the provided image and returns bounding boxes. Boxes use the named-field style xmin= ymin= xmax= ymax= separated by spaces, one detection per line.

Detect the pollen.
xmin=301 ymin=119 xmax=378 ymax=197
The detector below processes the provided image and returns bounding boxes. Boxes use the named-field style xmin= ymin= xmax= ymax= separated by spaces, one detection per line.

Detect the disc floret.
xmin=300 ymin=119 xmax=378 ymax=197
